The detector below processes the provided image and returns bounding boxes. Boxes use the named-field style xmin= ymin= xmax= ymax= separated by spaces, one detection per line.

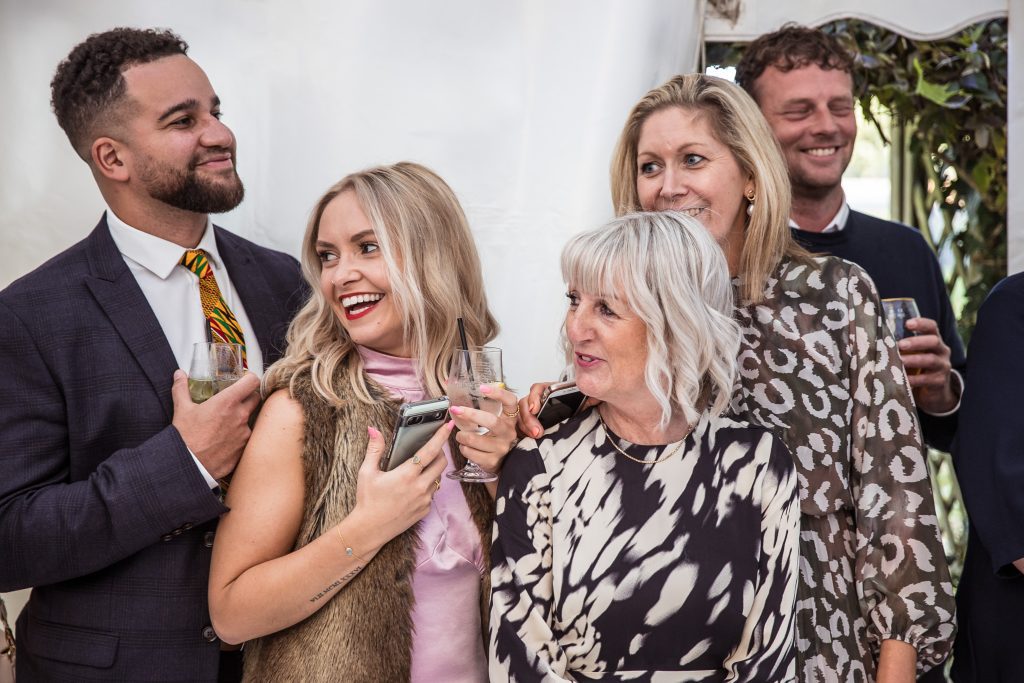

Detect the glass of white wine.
xmin=446 ymin=346 xmax=503 ymax=483
xmin=188 ymin=342 xmax=245 ymax=403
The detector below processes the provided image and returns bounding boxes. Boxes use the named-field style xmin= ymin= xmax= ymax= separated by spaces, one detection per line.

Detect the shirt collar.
xmin=105 ymin=207 xmax=220 ymax=279
xmin=789 ymin=198 xmax=850 ymax=234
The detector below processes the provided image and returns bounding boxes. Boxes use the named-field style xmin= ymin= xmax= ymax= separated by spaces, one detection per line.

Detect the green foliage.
xmin=823 ymin=19 xmax=1008 ymax=345
xmin=707 ymin=19 xmax=1008 ymax=344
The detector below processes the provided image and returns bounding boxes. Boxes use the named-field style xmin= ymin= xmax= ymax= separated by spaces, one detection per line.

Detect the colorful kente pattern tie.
xmin=179 ymin=249 xmax=248 ymax=368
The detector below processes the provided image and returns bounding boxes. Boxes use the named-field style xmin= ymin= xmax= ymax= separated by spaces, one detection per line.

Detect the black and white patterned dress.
xmin=730 ymin=255 xmax=956 ymax=681
xmin=490 ymin=408 xmax=799 ymax=682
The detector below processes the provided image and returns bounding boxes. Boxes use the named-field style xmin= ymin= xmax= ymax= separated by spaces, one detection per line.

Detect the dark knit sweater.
xmin=792 ymin=209 xmax=966 ymax=451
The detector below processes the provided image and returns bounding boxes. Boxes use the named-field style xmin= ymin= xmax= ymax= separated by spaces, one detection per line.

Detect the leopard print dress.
xmin=730 ymin=255 xmax=956 ymax=682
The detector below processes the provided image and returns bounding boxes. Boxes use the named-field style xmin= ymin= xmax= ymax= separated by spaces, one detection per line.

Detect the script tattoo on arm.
xmin=309 ymin=565 xmax=364 ymax=603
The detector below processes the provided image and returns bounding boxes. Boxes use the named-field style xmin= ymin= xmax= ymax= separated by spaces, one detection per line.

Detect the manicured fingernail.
xmin=480 ymin=384 xmax=493 ymax=394
xmin=533 ymin=427 xmax=541 ymax=438
xmin=450 ymin=406 xmax=463 ymax=415
xmin=368 ymin=426 xmax=380 ymax=438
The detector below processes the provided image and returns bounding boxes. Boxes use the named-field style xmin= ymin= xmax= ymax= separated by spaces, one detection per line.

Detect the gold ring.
xmin=503 ymin=404 xmax=521 ymax=419
xmin=433 ymin=479 xmax=441 ymax=492
xmin=412 ymin=455 xmax=422 ymax=466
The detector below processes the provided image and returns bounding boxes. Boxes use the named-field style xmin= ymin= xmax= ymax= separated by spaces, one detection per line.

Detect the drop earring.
xmin=745 ymin=192 xmax=756 ymax=216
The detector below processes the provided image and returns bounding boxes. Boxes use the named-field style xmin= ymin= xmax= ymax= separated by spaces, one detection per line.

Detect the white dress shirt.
xmin=788 ymin=200 xmax=850 ymax=233
xmin=106 ymin=208 xmax=264 ymax=487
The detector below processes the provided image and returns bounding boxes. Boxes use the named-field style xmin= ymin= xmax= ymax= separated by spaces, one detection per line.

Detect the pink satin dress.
xmin=357 ymin=346 xmax=488 ymax=683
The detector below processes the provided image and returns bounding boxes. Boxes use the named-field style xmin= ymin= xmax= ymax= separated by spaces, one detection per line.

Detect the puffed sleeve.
xmin=845 ymin=264 xmax=956 ymax=672
xmin=489 ymin=440 xmax=574 ymax=682
xmin=724 ymin=434 xmax=799 ymax=683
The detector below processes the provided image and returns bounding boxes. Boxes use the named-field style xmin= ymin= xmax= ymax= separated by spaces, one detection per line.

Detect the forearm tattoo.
xmin=309 ymin=565 xmax=364 ymax=603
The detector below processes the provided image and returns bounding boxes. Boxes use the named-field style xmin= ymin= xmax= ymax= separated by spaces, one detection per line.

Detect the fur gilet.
xmin=242 ymin=362 xmax=493 ymax=683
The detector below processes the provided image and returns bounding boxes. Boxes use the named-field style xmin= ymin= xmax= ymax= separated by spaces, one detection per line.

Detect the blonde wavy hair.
xmin=561 ymin=211 xmax=740 ymax=429
xmin=264 ymin=162 xmax=498 ymax=404
xmin=610 ymin=73 xmax=810 ymax=304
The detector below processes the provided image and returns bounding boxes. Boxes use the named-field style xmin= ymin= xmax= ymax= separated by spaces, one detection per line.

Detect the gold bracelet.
xmin=336 ymin=527 xmax=368 ymax=564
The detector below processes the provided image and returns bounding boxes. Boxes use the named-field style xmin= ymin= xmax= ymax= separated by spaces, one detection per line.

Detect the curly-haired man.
xmin=737 ymin=25 xmax=964 ymax=451
xmin=0 ymin=28 xmax=303 ymax=681
xmin=736 ymin=24 xmax=964 ymax=683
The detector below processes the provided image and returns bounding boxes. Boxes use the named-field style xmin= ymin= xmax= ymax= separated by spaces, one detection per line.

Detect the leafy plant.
xmin=824 ymin=19 xmax=1008 ymax=345
xmin=707 ymin=19 xmax=1008 ymax=344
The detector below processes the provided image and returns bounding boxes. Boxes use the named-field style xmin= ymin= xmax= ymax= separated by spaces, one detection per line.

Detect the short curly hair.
xmin=51 ymin=27 xmax=188 ymax=160
xmin=735 ymin=24 xmax=854 ymax=101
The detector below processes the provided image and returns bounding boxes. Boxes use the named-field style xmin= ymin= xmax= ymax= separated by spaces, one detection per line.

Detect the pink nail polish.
xmin=368 ymin=426 xmax=380 ymax=438
xmin=450 ymin=406 xmax=463 ymax=415
xmin=480 ymin=384 xmax=492 ymax=394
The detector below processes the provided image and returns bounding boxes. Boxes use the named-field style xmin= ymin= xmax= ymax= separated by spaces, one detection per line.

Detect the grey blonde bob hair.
xmin=264 ymin=161 xmax=498 ymax=404
xmin=610 ymin=73 xmax=810 ymax=304
xmin=561 ymin=210 xmax=740 ymax=428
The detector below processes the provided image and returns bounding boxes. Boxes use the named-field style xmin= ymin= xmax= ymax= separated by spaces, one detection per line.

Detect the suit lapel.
xmin=215 ymin=227 xmax=280 ymax=369
xmin=83 ymin=217 xmax=178 ymax=421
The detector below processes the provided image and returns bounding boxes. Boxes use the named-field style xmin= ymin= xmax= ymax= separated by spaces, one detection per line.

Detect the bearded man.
xmin=0 ymin=28 xmax=304 ymax=682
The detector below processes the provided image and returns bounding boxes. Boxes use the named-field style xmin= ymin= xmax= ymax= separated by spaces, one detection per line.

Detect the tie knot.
xmin=180 ymin=249 xmax=211 ymax=278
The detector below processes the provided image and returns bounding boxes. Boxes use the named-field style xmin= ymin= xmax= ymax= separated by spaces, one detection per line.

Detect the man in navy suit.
xmin=736 ymin=25 xmax=965 ymax=455
xmin=0 ymin=28 xmax=304 ymax=681
xmin=951 ymin=273 xmax=1024 ymax=682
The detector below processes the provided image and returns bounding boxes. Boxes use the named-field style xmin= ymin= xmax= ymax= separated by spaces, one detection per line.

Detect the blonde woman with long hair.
xmin=208 ymin=162 xmax=518 ymax=682
xmin=519 ymin=75 xmax=955 ymax=682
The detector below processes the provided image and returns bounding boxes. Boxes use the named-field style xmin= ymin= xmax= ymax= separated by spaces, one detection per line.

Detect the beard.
xmin=138 ymin=148 xmax=245 ymax=214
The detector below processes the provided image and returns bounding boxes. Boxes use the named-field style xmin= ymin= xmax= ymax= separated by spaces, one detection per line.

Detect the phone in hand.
xmin=380 ymin=397 xmax=451 ymax=471
xmin=536 ymin=381 xmax=586 ymax=430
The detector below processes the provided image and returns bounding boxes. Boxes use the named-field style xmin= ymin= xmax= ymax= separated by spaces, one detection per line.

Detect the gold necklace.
xmin=598 ymin=412 xmax=695 ymax=465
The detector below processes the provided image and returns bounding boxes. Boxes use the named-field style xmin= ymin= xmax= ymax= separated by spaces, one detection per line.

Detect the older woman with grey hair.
xmin=489 ymin=211 xmax=799 ymax=682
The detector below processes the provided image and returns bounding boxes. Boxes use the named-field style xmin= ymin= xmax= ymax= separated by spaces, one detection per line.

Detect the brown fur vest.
xmin=242 ymin=364 xmax=494 ymax=682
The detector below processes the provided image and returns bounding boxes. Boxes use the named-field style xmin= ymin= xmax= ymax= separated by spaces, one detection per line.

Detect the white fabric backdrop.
xmin=0 ymin=0 xmax=701 ymax=623
xmin=0 ymin=0 xmax=701 ymax=385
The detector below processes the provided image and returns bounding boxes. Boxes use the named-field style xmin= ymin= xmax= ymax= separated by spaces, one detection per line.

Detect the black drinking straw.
xmin=456 ymin=317 xmax=481 ymax=409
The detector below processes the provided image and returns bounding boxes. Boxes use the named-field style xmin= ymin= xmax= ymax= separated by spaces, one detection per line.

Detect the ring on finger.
xmin=433 ymin=479 xmax=441 ymax=492
xmin=503 ymin=404 xmax=521 ymax=418
xmin=412 ymin=454 xmax=422 ymax=466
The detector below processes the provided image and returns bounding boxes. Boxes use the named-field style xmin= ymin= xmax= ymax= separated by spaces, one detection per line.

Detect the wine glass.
xmin=881 ymin=297 xmax=920 ymax=342
xmin=882 ymin=297 xmax=922 ymax=378
xmin=188 ymin=342 xmax=245 ymax=403
xmin=446 ymin=346 xmax=503 ymax=483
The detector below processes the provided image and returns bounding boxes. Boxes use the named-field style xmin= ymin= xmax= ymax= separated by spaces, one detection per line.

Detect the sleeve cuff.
xmin=189 ymin=449 xmax=220 ymax=489
xmin=921 ymin=369 xmax=963 ymax=417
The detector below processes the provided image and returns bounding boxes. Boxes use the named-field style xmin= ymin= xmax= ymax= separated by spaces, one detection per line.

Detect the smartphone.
xmin=536 ymin=381 xmax=586 ymax=430
xmin=379 ymin=397 xmax=451 ymax=471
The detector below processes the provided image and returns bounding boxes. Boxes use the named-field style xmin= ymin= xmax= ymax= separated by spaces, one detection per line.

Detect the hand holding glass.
xmin=446 ymin=346 xmax=503 ymax=483
xmin=188 ymin=342 xmax=245 ymax=403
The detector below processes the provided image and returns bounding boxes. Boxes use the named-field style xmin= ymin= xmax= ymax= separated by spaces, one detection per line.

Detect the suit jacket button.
xmin=203 ymin=531 xmax=215 ymax=548
xmin=172 ymin=527 xmax=183 ymax=536
xmin=182 ymin=522 xmax=194 ymax=531
xmin=161 ymin=534 xmax=174 ymax=542
xmin=202 ymin=625 xmax=218 ymax=643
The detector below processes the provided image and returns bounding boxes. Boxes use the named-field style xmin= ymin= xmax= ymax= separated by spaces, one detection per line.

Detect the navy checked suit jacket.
xmin=0 ymin=217 xmax=305 ymax=681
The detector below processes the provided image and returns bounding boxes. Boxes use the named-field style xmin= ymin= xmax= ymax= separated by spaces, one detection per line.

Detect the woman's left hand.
xmin=449 ymin=383 xmax=520 ymax=474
